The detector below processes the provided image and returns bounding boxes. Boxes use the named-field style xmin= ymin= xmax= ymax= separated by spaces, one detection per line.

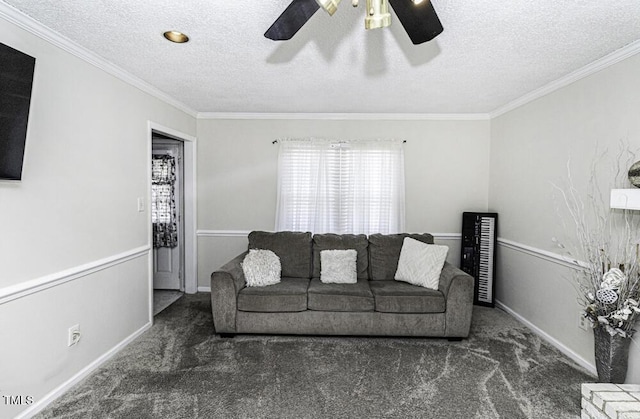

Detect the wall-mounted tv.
xmin=0 ymin=42 xmax=35 ymax=181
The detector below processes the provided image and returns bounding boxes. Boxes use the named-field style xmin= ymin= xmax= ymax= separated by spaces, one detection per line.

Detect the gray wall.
xmin=0 ymin=14 xmax=196 ymax=418
xmin=489 ymin=53 xmax=640 ymax=381
xmin=196 ymin=118 xmax=491 ymax=287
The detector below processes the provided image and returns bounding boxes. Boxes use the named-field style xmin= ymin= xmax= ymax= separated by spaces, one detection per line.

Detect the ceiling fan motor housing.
xmin=365 ymin=0 xmax=391 ymax=29
xmin=315 ymin=0 xmax=341 ymax=15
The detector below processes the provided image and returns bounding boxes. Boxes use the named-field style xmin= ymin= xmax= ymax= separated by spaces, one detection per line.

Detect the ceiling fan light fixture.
xmin=315 ymin=0 xmax=342 ymax=15
xmin=364 ymin=0 xmax=391 ymax=29
xmin=163 ymin=30 xmax=189 ymax=43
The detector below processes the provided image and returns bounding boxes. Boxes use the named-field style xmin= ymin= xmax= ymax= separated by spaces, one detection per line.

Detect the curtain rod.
xmin=272 ymin=140 xmax=407 ymax=144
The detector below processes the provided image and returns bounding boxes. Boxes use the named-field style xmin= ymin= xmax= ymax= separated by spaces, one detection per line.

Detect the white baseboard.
xmin=197 ymin=286 xmax=211 ymax=293
xmin=17 ymin=321 xmax=153 ymax=419
xmin=495 ymin=299 xmax=597 ymax=376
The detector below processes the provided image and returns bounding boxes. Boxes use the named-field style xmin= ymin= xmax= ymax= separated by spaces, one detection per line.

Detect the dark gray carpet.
xmin=153 ymin=290 xmax=183 ymax=316
xmin=36 ymin=293 xmax=593 ymax=418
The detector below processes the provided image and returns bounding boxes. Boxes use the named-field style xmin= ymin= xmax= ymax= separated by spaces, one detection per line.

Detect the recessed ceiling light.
xmin=163 ymin=31 xmax=189 ymax=43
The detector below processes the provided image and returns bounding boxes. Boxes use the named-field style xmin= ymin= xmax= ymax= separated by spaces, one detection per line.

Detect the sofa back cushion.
xmin=368 ymin=233 xmax=435 ymax=280
xmin=312 ymin=234 xmax=369 ymax=280
xmin=248 ymin=231 xmax=312 ymax=278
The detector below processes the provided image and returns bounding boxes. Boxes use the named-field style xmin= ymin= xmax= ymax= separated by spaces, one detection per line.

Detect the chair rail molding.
xmin=0 ymin=246 xmax=151 ymax=305
xmin=432 ymin=233 xmax=462 ymax=240
xmin=197 ymin=231 xmax=463 ymax=239
xmin=197 ymin=230 xmax=252 ymax=237
xmin=497 ymin=238 xmax=587 ymax=270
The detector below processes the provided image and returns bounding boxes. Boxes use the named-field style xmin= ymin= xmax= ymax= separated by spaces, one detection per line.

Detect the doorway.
xmin=147 ymin=122 xmax=196 ymax=320
xmin=152 ymin=134 xmax=184 ymax=314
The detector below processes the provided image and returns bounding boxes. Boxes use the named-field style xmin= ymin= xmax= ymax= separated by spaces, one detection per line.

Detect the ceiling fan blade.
xmin=265 ymin=0 xmax=321 ymax=41
xmin=388 ymin=0 xmax=443 ymax=45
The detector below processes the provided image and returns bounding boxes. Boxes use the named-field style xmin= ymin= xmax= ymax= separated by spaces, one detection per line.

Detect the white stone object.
xmin=610 ymin=189 xmax=640 ymax=210
xmin=581 ymin=383 xmax=640 ymax=418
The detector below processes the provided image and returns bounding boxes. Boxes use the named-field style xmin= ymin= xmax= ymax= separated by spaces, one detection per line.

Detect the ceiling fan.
xmin=264 ymin=0 xmax=443 ymax=45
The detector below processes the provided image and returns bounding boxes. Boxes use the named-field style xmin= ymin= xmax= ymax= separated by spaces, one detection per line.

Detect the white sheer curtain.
xmin=275 ymin=139 xmax=405 ymax=235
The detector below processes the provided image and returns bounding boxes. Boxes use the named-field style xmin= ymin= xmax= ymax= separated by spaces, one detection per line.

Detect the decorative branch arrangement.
xmin=553 ymin=144 xmax=640 ymax=338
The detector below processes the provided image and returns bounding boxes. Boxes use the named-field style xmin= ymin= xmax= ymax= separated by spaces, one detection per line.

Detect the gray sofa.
xmin=210 ymin=231 xmax=475 ymax=339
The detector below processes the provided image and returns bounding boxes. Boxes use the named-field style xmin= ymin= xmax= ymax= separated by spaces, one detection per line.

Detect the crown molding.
xmin=196 ymin=112 xmax=492 ymax=121
xmin=0 ymin=2 xmax=198 ymax=118
xmin=490 ymin=38 xmax=640 ymax=118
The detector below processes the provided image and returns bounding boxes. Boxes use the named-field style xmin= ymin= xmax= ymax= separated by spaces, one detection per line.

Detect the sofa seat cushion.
xmin=307 ymin=278 xmax=374 ymax=312
xmin=237 ymin=277 xmax=310 ymax=312
xmin=369 ymin=280 xmax=445 ymax=313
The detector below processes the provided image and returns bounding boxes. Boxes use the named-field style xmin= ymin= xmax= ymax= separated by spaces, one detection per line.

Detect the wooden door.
xmin=152 ymin=138 xmax=183 ymax=290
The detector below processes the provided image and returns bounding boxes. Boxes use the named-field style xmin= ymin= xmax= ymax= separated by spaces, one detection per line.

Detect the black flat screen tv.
xmin=0 ymin=42 xmax=35 ymax=181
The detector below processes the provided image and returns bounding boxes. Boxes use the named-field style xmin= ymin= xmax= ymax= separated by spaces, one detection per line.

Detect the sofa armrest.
xmin=210 ymin=251 xmax=248 ymax=334
xmin=438 ymin=262 xmax=475 ymax=337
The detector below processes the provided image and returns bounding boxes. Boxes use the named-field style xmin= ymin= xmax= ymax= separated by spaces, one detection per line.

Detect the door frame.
xmin=147 ymin=122 xmax=197 ymax=308
xmin=151 ymin=138 xmax=184 ymax=291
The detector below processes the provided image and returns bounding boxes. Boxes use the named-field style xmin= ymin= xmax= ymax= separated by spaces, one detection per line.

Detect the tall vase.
xmin=594 ymin=327 xmax=631 ymax=383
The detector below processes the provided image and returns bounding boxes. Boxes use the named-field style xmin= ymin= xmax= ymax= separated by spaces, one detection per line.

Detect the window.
xmin=275 ymin=139 xmax=405 ymax=235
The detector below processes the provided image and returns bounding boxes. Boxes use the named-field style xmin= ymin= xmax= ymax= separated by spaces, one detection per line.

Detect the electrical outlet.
xmin=68 ymin=324 xmax=81 ymax=347
xmin=137 ymin=197 xmax=145 ymax=212
xmin=578 ymin=313 xmax=589 ymax=331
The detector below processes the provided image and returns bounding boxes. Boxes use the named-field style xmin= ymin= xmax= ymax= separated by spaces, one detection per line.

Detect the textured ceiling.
xmin=3 ymin=0 xmax=640 ymax=114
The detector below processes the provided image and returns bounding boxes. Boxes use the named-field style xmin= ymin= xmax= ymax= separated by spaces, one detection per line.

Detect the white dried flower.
xmin=601 ymin=268 xmax=626 ymax=289
xmin=612 ymin=312 xmax=629 ymax=321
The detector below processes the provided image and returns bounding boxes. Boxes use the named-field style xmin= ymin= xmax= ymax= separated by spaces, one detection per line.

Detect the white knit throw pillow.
xmin=320 ymin=249 xmax=358 ymax=284
xmin=394 ymin=238 xmax=448 ymax=290
xmin=242 ymin=249 xmax=281 ymax=287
